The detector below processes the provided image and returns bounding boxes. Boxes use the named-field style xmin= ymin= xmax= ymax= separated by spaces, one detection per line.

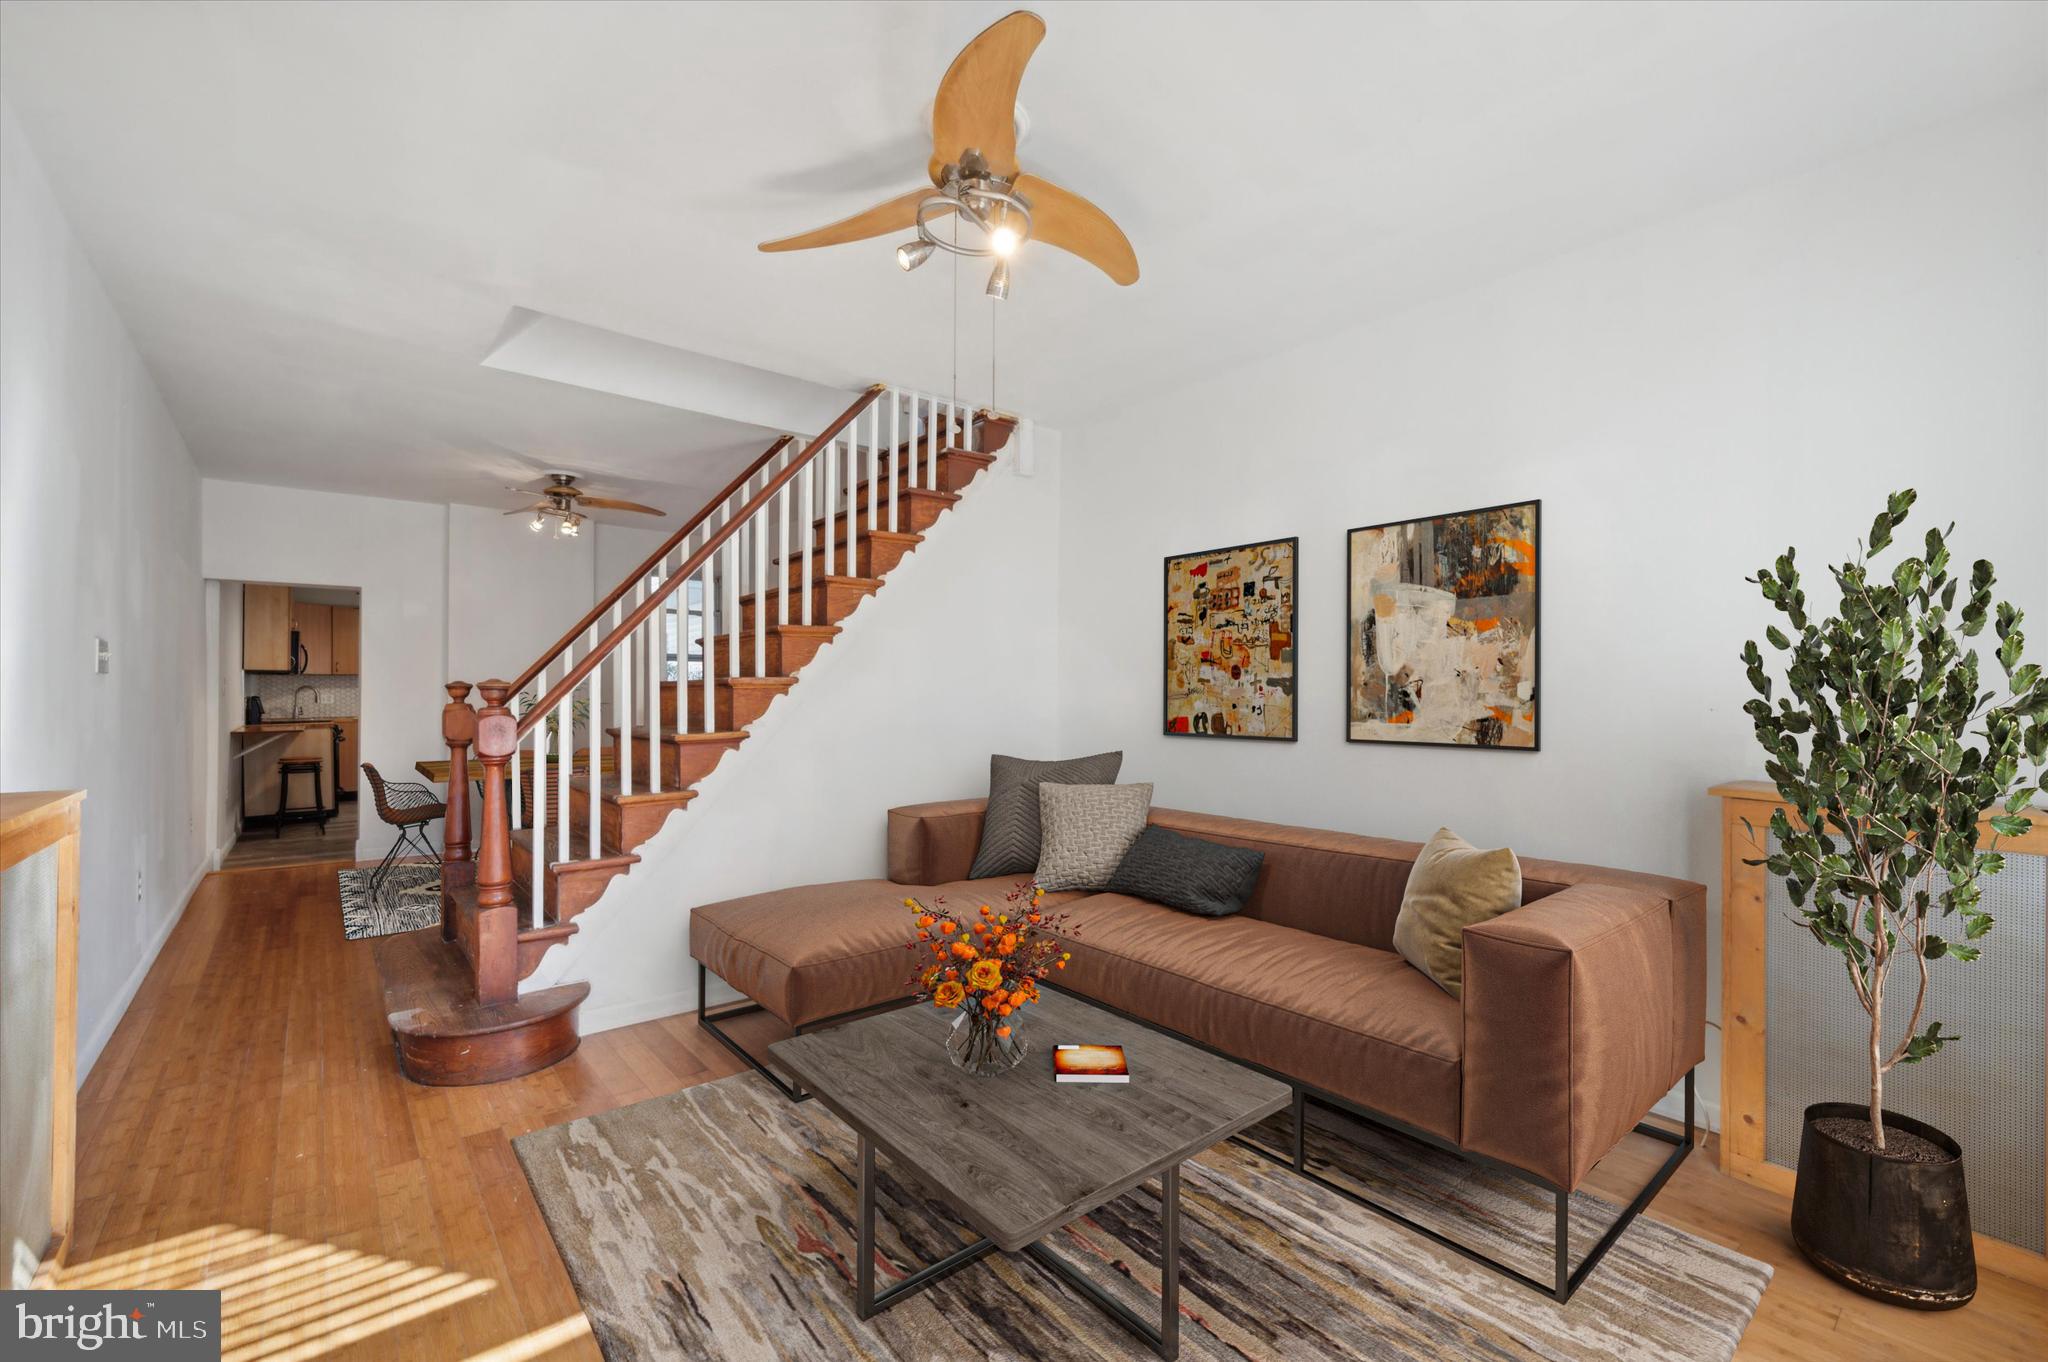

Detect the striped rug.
xmin=515 ymin=1073 xmax=1768 ymax=1361
xmin=336 ymin=863 xmax=440 ymax=939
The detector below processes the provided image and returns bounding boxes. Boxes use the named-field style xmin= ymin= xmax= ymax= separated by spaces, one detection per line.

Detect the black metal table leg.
xmin=851 ymin=1140 xmax=1184 ymax=1358
xmin=1023 ymin=1165 xmax=1182 ymax=1360
xmin=854 ymin=1133 xmax=998 ymax=1318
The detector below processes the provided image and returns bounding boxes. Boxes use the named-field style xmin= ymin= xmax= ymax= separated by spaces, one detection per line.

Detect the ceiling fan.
xmin=759 ymin=10 xmax=1137 ymax=297
xmin=504 ymin=473 xmax=664 ymax=538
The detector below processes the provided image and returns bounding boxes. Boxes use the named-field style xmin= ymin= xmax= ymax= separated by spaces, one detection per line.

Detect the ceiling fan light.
xmin=989 ymin=224 xmax=1020 ymax=258
xmin=985 ymin=259 xmax=1011 ymax=300
xmin=530 ymin=515 xmax=547 ymax=532
xmin=560 ymin=514 xmax=582 ymax=537
xmin=896 ymin=239 xmax=934 ymax=271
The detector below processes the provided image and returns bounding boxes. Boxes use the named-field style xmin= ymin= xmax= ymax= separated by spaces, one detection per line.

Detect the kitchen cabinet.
xmin=336 ymin=719 xmax=358 ymax=794
xmin=242 ymin=584 xmax=294 ymax=672
xmin=331 ymin=606 xmax=360 ymax=674
xmin=293 ymin=602 xmax=334 ymax=676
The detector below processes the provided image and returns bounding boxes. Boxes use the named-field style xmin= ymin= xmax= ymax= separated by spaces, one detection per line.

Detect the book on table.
xmin=1054 ymin=1044 xmax=1130 ymax=1083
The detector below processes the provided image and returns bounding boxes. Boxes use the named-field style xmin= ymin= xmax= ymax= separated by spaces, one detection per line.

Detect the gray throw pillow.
xmin=1105 ymin=826 xmax=1264 ymax=917
xmin=968 ymin=750 xmax=1123 ymax=878
xmin=1035 ymin=783 xmax=1154 ymax=891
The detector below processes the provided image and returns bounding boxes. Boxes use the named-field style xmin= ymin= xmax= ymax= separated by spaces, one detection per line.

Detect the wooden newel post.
xmin=440 ymin=682 xmax=478 ymax=890
xmin=473 ymin=680 xmax=517 ymax=917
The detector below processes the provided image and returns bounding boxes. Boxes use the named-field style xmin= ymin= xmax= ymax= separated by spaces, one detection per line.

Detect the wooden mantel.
xmin=1710 ymin=778 xmax=2048 ymax=1288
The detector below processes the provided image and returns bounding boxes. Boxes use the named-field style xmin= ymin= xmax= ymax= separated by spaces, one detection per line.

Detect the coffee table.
xmin=770 ymin=988 xmax=1288 ymax=1359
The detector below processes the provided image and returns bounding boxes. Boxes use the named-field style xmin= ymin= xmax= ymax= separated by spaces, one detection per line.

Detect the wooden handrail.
xmin=514 ymin=384 xmax=888 ymax=739
xmin=506 ymin=433 xmax=798 ymax=697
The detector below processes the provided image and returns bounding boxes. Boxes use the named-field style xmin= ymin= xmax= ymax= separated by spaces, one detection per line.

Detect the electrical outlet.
xmin=93 ymin=636 xmax=111 ymax=674
xmin=135 ymin=866 xmax=145 ymax=904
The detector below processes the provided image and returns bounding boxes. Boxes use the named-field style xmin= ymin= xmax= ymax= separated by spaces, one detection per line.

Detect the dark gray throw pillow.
xmin=1105 ymin=826 xmax=1264 ymax=918
xmin=968 ymin=750 xmax=1123 ymax=878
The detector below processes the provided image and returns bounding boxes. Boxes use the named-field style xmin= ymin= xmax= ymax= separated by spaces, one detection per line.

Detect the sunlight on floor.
xmin=54 ymin=1223 xmax=500 ymax=1362
xmin=459 ymin=1316 xmax=595 ymax=1361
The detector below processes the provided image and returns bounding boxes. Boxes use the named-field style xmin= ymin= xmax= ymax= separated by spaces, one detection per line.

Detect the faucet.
xmin=292 ymin=684 xmax=318 ymax=719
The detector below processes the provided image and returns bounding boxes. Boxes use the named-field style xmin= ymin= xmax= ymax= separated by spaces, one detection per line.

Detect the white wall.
xmin=201 ymin=482 xmax=450 ymax=858
xmin=1053 ymin=98 xmax=2048 ymax=1130
xmin=533 ymin=434 xmax=1068 ymax=1032
xmin=201 ymin=493 xmax=688 ymax=856
xmin=0 ymin=101 xmax=210 ymax=1079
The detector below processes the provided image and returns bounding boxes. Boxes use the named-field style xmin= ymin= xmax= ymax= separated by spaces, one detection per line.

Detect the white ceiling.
xmin=3 ymin=1 xmax=2042 ymax=518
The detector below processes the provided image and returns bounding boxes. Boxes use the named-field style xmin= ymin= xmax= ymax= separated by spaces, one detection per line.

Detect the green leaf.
xmin=1989 ymin=813 xmax=2032 ymax=837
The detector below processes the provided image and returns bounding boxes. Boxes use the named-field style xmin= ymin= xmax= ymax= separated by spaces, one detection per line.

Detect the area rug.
xmin=336 ymin=863 xmax=440 ymax=939
xmin=514 ymin=1072 xmax=1770 ymax=1362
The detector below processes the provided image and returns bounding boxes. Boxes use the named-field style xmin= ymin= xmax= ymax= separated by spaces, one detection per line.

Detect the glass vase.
xmin=946 ymin=1007 xmax=1027 ymax=1077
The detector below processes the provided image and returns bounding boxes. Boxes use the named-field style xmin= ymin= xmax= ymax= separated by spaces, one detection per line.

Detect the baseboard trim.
xmin=77 ymin=859 xmax=208 ymax=1087
xmin=575 ymin=975 xmax=743 ymax=1036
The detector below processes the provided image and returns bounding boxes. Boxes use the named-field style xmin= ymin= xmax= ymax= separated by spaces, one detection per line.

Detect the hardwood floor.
xmin=61 ymin=863 xmax=2045 ymax=1361
xmin=220 ymin=801 xmax=360 ymax=870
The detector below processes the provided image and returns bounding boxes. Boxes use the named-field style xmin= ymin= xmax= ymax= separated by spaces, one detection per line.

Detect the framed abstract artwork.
xmin=1163 ymin=537 xmax=1298 ymax=741
xmin=1346 ymin=500 xmax=1539 ymax=750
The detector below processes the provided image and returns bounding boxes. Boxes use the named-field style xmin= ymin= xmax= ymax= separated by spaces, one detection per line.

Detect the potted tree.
xmin=1742 ymin=488 xmax=2044 ymax=1309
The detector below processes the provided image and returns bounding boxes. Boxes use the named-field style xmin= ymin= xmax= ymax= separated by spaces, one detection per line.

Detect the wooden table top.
xmin=770 ymin=989 xmax=1288 ymax=1252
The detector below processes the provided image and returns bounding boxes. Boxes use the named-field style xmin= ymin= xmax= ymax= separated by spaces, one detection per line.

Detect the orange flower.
xmin=1055 ymin=960 xmax=1067 ymax=970
xmin=998 ymin=1004 xmax=1013 ymax=1017
xmin=979 ymin=905 xmax=993 ymax=917
xmin=998 ymin=933 xmax=1018 ymax=954
xmin=932 ymin=981 xmax=965 ymax=1008
xmin=951 ymin=941 xmax=978 ymax=960
xmin=995 ymin=1025 xmax=1011 ymax=1038
xmin=917 ymin=930 xmax=930 ymax=941
xmin=966 ymin=959 xmax=1002 ymax=991
xmin=1027 ymin=912 xmax=1042 ymax=925
xmin=939 ymin=921 xmax=956 ymax=935
xmin=917 ymin=915 xmax=934 ymax=928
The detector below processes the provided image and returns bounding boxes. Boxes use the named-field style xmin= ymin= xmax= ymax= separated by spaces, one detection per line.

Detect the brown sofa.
xmin=691 ymin=798 xmax=1706 ymax=1199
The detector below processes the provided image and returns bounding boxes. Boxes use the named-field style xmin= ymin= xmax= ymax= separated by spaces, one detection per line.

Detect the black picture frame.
xmin=1162 ymin=536 xmax=1299 ymax=742
xmin=1344 ymin=499 xmax=1540 ymax=752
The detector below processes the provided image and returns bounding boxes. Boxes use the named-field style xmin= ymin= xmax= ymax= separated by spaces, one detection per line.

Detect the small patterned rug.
xmin=514 ymin=1072 xmax=1770 ymax=1362
xmin=336 ymin=863 xmax=440 ymax=939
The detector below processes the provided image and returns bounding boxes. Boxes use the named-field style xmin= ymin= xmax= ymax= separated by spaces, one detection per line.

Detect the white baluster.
xmin=613 ymin=595 xmax=631 ymax=799
xmin=821 ymin=435 xmax=836 ymax=579
xmin=844 ymin=423 xmax=857 ymax=578
xmin=888 ymin=389 xmax=901 ymax=532
xmin=588 ymin=631 xmax=603 ymax=861
xmin=702 ymin=546 xmax=718 ymax=734
xmin=800 ymin=446 xmax=815 ymax=626
xmin=646 ymin=572 xmax=663 ymax=794
xmin=864 ymin=400 xmax=878 ymax=533
xmin=531 ymin=666 xmax=548 ymax=930
xmin=752 ymin=475 xmax=767 ymax=680
xmin=775 ymin=443 xmax=791 ymax=629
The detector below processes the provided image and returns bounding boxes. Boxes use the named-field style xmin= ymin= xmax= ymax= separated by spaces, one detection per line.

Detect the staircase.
xmin=375 ymin=384 xmax=1015 ymax=1084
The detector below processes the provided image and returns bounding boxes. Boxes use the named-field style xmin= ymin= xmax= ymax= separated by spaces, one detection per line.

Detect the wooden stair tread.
xmin=604 ymin=725 xmax=750 ymax=745
xmin=376 ymin=929 xmax=589 ymax=1040
xmin=568 ymin=774 xmax=699 ymax=806
xmin=509 ymin=827 xmax=639 ymax=875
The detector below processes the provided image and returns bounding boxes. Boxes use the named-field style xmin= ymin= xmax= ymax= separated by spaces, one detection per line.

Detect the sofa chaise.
xmin=689 ymin=797 xmax=1706 ymax=1302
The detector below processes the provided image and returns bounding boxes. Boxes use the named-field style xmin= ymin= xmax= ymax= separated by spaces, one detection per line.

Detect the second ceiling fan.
xmin=759 ymin=10 xmax=1138 ymax=296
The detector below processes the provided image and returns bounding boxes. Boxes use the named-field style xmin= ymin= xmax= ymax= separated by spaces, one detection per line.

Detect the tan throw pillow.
xmin=1392 ymin=828 xmax=1522 ymax=997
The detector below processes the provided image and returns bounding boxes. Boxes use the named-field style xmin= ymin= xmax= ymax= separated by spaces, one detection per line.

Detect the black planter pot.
xmin=1790 ymin=1101 xmax=1976 ymax=1309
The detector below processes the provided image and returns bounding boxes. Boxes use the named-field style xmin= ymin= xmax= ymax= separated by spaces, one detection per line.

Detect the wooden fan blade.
xmin=504 ymin=503 xmax=548 ymax=516
xmin=928 ymin=11 xmax=1044 ymax=183
xmin=575 ymin=497 xmax=666 ymax=516
xmin=759 ymin=187 xmax=950 ymax=253
xmin=1014 ymin=173 xmax=1139 ymax=285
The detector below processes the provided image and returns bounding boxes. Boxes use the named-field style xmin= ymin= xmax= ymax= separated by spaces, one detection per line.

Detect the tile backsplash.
xmin=247 ymin=673 xmax=359 ymax=719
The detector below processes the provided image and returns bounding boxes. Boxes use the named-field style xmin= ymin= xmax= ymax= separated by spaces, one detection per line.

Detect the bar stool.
xmin=277 ymin=758 xmax=326 ymax=837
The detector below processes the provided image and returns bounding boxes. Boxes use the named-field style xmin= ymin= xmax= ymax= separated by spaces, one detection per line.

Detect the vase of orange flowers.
xmin=902 ymin=881 xmax=1076 ymax=1078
